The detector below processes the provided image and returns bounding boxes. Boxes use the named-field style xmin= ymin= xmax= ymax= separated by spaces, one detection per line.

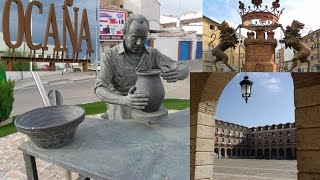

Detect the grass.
xmin=0 ymin=99 xmax=189 ymax=138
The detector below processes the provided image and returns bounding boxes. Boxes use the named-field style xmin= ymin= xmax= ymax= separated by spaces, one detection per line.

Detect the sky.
xmin=158 ymin=0 xmax=202 ymax=16
xmin=216 ymin=73 xmax=294 ymax=128
xmin=0 ymin=0 xmax=98 ymax=61
xmin=204 ymin=0 xmax=320 ymax=55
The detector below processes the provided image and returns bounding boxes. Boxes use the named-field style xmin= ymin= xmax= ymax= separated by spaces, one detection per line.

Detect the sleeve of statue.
xmin=94 ymin=50 xmax=114 ymax=93
xmin=154 ymin=49 xmax=189 ymax=80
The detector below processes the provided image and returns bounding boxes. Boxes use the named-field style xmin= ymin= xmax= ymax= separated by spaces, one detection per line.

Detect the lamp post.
xmin=239 ymin=75 xmax=253 ymax=103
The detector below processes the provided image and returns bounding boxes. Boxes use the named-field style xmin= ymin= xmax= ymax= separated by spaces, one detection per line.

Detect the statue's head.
xmin=218 ymin=21 xmax=230 ymax=31
xmin=123 ymin=14 xmax=149 ymax=54
xmin=291 ymin=20 xmax=304 ymax=30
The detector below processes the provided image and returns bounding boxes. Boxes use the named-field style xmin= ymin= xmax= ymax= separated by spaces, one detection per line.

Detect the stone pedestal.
xmin=243 ymin=31 xmax=277 ymax=72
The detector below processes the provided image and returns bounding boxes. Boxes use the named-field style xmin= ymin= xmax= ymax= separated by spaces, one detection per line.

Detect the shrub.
xmin=0 ymin=80 xmax=15 ymax=122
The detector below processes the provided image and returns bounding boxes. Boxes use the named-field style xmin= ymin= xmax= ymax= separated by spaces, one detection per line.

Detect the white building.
xmin=124 ymin=0 xmax=161 ymax=31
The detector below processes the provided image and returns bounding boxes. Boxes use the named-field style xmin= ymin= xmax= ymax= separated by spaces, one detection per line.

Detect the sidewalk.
xmin=14 ymin=72 xmax=97 ymax=90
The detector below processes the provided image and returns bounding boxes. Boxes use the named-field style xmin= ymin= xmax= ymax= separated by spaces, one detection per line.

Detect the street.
xmin=213 ymin=159 xmax=297 ymax=180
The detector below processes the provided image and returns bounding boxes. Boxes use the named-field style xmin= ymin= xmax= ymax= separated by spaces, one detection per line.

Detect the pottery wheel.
xmin=132 ymin=105 xmax=168 ymax=123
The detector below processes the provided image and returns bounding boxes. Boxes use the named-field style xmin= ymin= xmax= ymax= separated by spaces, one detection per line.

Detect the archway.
xmin=238 ymin=149 xmax=241 ymax=157
xmin=257 ymin=149 xmax=263 ymax=159
xmin=191 ymin=73 xmax=320 ymax=179
xmin=233 ymin=149 xmax=236 ymax=157
xmin=264 ymin=149 xmax=270 ymax=159
xmin=271 ymin=148 xmax=277 ymax=158
xmin=279 ymin=148 xmax=284 ymax=157
xmin=214 ymin=148 xmax=219 ymax=158
xmin=286 ymin=148 xmax=293 ymax=160
xmin=251 ymin=149 xmax=256 ymax=157
xmin=221 ymin=148 xmax=225 ymax=158
xmin=246 ymin=149 xmax=250 ymax=156
xmin=227 ymin=149 xmax=231 ymax=158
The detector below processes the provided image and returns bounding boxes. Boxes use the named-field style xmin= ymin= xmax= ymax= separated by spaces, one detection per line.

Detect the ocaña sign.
xmin=2 ymin=0 xmax=93 ymax=54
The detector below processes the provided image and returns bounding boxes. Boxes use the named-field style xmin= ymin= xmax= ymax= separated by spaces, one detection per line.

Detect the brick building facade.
xmin=214 ymin=120 xmax=296 ymax=160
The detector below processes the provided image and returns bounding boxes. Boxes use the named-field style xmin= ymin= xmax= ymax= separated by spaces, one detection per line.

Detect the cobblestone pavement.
xmin=0 ymin=110 xmax=179 ymax=180
xmin=213 ymin=159 xmax=297 ymax=180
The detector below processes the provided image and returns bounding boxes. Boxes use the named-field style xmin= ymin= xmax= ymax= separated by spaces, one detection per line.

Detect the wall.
xmin=154 ymin=38 xmax=179 ymax=60
xmin=124 ymin=0 xmax=142 ymax=14
xmin=292 ymin=73 xmax=320 ymax=180
xmin=141 ymin=0 xmax=160 ymax=31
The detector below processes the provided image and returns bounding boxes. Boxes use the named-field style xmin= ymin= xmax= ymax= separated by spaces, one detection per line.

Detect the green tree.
xmin=3 ymin=49 xmax=38 ymax=71
xmin=0 ymin=80 xmax=15 ymax=122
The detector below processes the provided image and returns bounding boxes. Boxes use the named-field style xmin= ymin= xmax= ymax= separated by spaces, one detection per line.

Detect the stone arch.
xmin=257 ymin=149 xmax=263 ymax=159
xmin=233 ymin=148 xmax=236 ymax=157
xmin=221 ymin=148 xmax=225 ymax=158
xmin=286 ymin=148 xmax=293 ymax=160
xmin=264 ymin=149 xmax=270 ymax=159
xmin=242 ymin=149 xmax=246 ymax=157
xmin=271 ymin=148 xmax=277 ymax=158
xmin=214 ymin=148 xmax=219 ymax=158
xmin=191 ymin=73 xmax=320 ymax=179
xmin=279 ymin=148 xmax=284 ymax=157
xmin=227 ymin=149 xmax=231 ymax=158
xmin=251 ymin=149 xmax=256 ymax=157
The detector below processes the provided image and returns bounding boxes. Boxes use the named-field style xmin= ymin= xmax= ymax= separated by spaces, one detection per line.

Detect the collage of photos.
xmin=0 ymin=0 xmax=319 ymax=180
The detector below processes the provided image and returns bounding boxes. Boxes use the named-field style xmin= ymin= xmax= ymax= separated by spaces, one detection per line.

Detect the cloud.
xmin=258 ymin=75 xmax=282 ymax=93
xmin=158 ymin=0 xmax=202 ymax=16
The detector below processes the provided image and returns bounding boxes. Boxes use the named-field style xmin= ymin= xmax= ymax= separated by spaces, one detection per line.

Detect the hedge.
xmin=0 ymin=80 xmax=15 ymax=122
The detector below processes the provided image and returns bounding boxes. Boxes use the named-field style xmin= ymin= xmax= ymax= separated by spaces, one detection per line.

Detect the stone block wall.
xmin=190 ymin=73 xmax=236 ymax=179
xmin=292 ymin=73 xmax=320 ymax=180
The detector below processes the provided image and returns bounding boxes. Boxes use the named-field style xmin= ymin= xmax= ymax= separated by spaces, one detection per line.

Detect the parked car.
xmin=73 ymin=68 xmax=81 ymax=72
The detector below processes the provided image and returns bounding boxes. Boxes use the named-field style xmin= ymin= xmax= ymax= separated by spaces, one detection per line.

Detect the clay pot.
xmin=135 ymin=69 xmax=165 ymax=112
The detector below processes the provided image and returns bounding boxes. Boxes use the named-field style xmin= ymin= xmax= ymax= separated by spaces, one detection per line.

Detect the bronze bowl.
xmin=14 ymin=105 xmax=85 ymax=149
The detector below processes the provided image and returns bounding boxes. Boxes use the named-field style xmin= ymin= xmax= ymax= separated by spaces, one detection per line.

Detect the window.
xmin=272 ymin=140 xmax=275 ymax=144
xmin=216 ymin=137 xmax=218 ymax=142
xmin=252 ymin=141 xmax=254 ymax=144
xmin=228 ymin=139 xmax=231 ymax=143
xmin=287 ymin=139 xmax=291 ymax=143
xmin=265 ymin=140 xmax=268 ymax=144
xmin=209 ymin=25 xmax=215 ymax=30
xmin=279 ymin=139 xmax=282 ymax=143
xmin=287 ymin=131 xmax=290 ymax=134
xmin=222 ymin=129 xmax=224 ymax=133
xmin=258 ymin=141 xmax=261 ymax=144
xmin=222 ymin=138 xmax=224 ymax=142
xmin=234 ymin=139 xmax=236 ymax=143
xmin=279 ymin=131 xmax=283 ymax=135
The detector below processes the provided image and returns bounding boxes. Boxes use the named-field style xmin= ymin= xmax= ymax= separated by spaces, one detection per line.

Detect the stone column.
xmin=190 ymin=73 xmax=236 ymax=180
xmin=292 ymin=73 xmax=320 ymax=180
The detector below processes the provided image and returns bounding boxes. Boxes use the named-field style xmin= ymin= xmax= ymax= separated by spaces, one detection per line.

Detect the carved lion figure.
xmin=282 ymin=20 xmax=311 ymax=72
xmin=211 ymin=21 xmax=239 ymax=72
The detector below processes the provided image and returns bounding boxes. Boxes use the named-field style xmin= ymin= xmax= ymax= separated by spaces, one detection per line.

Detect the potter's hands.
xmin=122 ymin=87 xmax=148 ymax=109
xmin=161 ymin=64 xmax=178 ymax=83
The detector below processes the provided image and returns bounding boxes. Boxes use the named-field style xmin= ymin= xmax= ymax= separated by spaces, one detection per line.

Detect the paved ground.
xmin=213 ymin=159 xmax=297 ymax=180
xmin=0 ymin=111 xmax=179 ymax=180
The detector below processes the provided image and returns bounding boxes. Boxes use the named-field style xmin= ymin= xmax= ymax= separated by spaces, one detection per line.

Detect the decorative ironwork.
xmin=238 ymin=0 xmax=284 ymax=31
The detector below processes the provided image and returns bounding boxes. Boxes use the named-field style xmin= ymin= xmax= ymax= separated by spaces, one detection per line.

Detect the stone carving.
xmin=281 ymin=20 xmax=311 ymax=72
xmin=94 ymin=14 xmax=189 ymax=120
xmin=211 ymin=21 xmax=239 ymax=72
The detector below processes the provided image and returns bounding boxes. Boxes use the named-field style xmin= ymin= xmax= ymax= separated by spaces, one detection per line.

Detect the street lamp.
xmin=239 ymin=75 xmax=253 ymax=103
